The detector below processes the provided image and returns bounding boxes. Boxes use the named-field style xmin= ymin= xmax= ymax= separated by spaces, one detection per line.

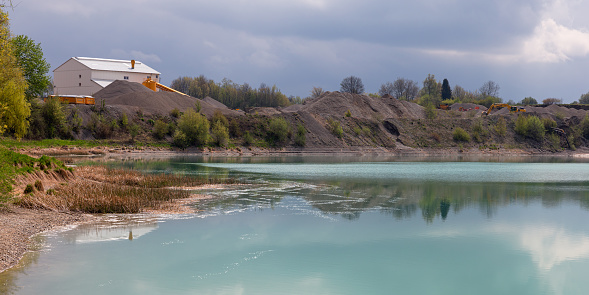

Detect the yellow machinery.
xmin=142 ymin=78 xmax=189 ymax=96
xmin=482 ymin=103 xmax=526 ymax=116
xmin=45 ymin=95 xmax=95 ymax=105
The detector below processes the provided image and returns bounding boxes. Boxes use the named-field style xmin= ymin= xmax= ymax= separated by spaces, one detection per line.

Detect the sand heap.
xmin=299 ymin=92 xmax=426 ymax=120
xmin=93 ymin=80 xmax=240 ymax=118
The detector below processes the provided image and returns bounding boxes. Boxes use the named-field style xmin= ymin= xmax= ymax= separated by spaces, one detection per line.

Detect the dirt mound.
xmin=450 ymin=103 xmax=486 ymax=111
xmin=301 ymin=91 xmax=425 ymax=120
xmin=93 ymin=80 xmax=239 ymax=118
xmin=203 ymin=96 xmax=229 ymax=109
xmin=93 ymin=80 xmax=151 ymax=100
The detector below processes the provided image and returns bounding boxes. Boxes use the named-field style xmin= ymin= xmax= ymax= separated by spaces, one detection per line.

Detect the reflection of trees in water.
xmin=299 ymin=180 xmax=589 ymax=223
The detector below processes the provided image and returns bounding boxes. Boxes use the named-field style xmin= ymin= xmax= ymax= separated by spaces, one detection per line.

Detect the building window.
xmin=147 ymin=76 xmax=151 ymax=79
xmin=79 ymin=83 xmax=81 ymax=87
xmin=124 ymin=76 xmax=129 ymax=80
xmin=155 ymin=75 xmax=159 ymax=79
xmin=79 ymin=75 xmax=81 ymax=79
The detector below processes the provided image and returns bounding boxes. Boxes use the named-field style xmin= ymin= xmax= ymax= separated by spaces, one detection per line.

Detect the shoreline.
xmin=2 ymin=146 xmax=589 ymax=274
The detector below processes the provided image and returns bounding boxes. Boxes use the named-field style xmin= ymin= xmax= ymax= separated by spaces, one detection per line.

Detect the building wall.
xmin=53 ymin=59 xmax=99 ymax=96
xmin=91 ymin=70 xmax=160 ymax=84
xmin=53 ymin=58 xmax=161 ymax=96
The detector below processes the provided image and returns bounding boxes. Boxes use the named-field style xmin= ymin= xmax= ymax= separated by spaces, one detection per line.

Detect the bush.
xmin=472 ymin=119 xmax=488 ymax=143
xmin=494 ymin=117 xmax=507 ymax=137
xmin=294 ymin=123 xmax=306 ymax=146
xmin=34 ymin=180 xmax=43 ymax=192
xmin=152 ymin=119 xmax=169 ymax=140
xmin=268 ymin=117 xmax=289 ymax=145
xmin=177 ymin=108 xmax=209 ymax=146
xmin=453 ymin=127 xmax=471 ymax=142
xmin=120 ymin=113 xmax=128 ymax=130
xmin=542 ymin=118 xmax=557 ymax=129
xmin=172 ymin=130 xmax=189 ymax=148
xmin=527 ymin=116 xmax=545 ymax=141
xmin=129 ymin=123 xmax=140 ymax=141
xmin=515 ymin=115 xmax=545 ymax=141
xmin=425 ymin=103 xmax=437 ymax=119
xmin=345 ymin=110 xmax=352 ymax=117
xmin=327 ymin=118 xmax=343 ymax=138
xmin=170 ymin=108 xmax=181 ymax=118
xmin=212 ymin=111 xmax=229 ymax=127
xmin=582 ymin=115 xmax=589 ymax=139
xmin=24 ymin=184 xmax=34 ymax=194
xmin=243 ymin=131 xmax=254 ymax=146
xmin=211 ymin=121 xmax=229 ymax=147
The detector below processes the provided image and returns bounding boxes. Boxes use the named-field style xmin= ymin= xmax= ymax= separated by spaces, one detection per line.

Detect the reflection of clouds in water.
xmin=520 ymin=226 xmax=589 ymax=271
xmin=62 ymin=215 xmax=159 ymax=244
xmin=490 ymin=224 xmax=589 ymax=271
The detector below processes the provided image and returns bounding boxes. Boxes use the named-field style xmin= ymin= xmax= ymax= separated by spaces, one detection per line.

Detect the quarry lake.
xmin=3 ymin=155 xmax=589 ymax=294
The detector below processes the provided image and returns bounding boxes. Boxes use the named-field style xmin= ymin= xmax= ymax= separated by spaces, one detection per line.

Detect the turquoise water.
xmin=2 ymin=158 xmax=589 ymax=294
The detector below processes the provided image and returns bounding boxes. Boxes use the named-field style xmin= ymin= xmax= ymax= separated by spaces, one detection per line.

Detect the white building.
xmin=53 ymin=57 xmax=161 ymax=96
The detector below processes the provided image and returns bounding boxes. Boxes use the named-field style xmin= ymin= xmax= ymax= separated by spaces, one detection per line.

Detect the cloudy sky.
xmin=8 ymin=0 xmax=589 ymax=102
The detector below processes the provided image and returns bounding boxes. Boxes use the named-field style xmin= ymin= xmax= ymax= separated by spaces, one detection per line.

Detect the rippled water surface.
xmin=2 ymin=156 xmax=589 ymax=294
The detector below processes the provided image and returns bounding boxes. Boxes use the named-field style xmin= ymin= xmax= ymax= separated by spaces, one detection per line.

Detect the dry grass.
xmin=16 ymin=166 xmax=236 ymax=214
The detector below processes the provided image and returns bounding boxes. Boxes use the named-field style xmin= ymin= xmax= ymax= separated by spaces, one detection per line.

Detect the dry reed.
xmin=17 ymin=165 xmax=236 ymax=214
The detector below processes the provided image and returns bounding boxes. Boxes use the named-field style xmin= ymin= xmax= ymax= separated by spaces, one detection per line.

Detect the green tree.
xmin=177 ymin=108 xmax=209 ymax=146
xmin=521 ymin=97 xmax=538 ymax=105
xmin=211 ymin=120 xmax=229 ymax=147
xmin=294 ymin=123 xmax=306 ymax=146
xmin=11 ymin=35 xmax=51 ymax=100
xmin=579 ymin=92 xmax=589 ymax=104
xmin=441 ymin=78 xmax=452 ymax=101
xmin=419 ymin=74 xmax=441 ymax=106
xmin=0 ymin=10 xmax=30 ymax=139
xmin=268 ymin=117 xmax=289 ymax=145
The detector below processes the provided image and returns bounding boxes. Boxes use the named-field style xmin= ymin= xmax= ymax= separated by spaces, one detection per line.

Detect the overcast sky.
xmin=8 ymin=0 xmax=589 ymax=102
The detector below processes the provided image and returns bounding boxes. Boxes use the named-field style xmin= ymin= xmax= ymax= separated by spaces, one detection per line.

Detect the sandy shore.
xmin=0 ymin=206 xmax=94 ymax=273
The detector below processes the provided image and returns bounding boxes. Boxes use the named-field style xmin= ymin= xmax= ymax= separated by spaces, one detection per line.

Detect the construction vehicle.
xmin=45 ymin=95 xmax=95 ymax=105
xmin=439 ymin=104 xmax=451 ymax=110
xmin=482 ymin=103 xmax=526 ymax=116
xmin=142 ymin=78 xmax=189 ymax=97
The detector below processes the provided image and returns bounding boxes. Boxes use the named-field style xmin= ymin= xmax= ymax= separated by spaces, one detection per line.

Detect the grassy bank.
xmin=0 ymin=147 xmax=69 ymax=206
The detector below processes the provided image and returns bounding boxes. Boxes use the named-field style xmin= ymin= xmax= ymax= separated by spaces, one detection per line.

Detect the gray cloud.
xmin=8 ymin=0 xmax=589 ymax=101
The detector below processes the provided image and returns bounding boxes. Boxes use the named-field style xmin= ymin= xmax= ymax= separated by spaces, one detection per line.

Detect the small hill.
xmin=93 ymin=80 xmax=239 ymax=118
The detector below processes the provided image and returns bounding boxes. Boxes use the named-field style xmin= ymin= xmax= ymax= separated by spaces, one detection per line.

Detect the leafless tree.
xmin=378 ymin=82 xmax=394 ymax=97
xmin=479 ymin=80 xmax=500 ymax=97
xmin=340 ymin=76 xmax=364 ymax=94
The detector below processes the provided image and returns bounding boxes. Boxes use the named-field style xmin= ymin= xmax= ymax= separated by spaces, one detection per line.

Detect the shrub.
xmin=129 ymin=123 xmax=140 ymax=141
xmin=294 ymin=123 xmax=306 ymax=146
xmin=527 ymin=116 xmax=545 ymax=141
xmin=542 ymin=118 xmax=557 ymax=129
xmin=34 ymin=180 xmax=44 ymax=192
xmin=268 ymin=117 xmax=289 ymax=145
xmin=515 ymin=115 xmax=528 ymax=136
xmin=327 ymin=118 xmax=343 ymax=138
xmin=494 ymin=118 xmax=507 ymax=137
xmin=425 ymin=103 xmax=436 ymax=120
xmin=582 ymin=115 xmax=589 ymax=139
xmin=547 ymin=133 xmax=561 ymax=151
xmin=172 ymin=130 xmax=189 ymax=148
xmin=170 ymin=108 xmax=181 ymax=118
xmin=24 ymin=184 xmax=34 ymax=194
xmin=211 ymin=121 xmax=229 ymax=147
xmin=472 ymin=119 xmax=488 ymax=142
xmin=152 ymin=119 xmax=169 ymax=140
xmin=212 ymin=111 xmax=229 ymax=127
xmin=177 ymin=108 xmax=209 ymax=146
xmin=453 ymin=127 xmax=471 ymax=142
xmin=120 ymin=113 xmax=128 ymax=130
xmin=345 ymin=110 xmax=352 ymax=117
xmin=243 ymin=131 xmax=254 ymax=146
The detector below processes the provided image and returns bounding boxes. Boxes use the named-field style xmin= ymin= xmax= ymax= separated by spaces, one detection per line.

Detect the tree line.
xmin=169 ymin=76 xmax=295 ymax=110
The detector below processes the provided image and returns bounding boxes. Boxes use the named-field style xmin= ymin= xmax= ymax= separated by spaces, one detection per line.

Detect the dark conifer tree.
xmin=441 ymin=78 xmax=452 ymax=101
